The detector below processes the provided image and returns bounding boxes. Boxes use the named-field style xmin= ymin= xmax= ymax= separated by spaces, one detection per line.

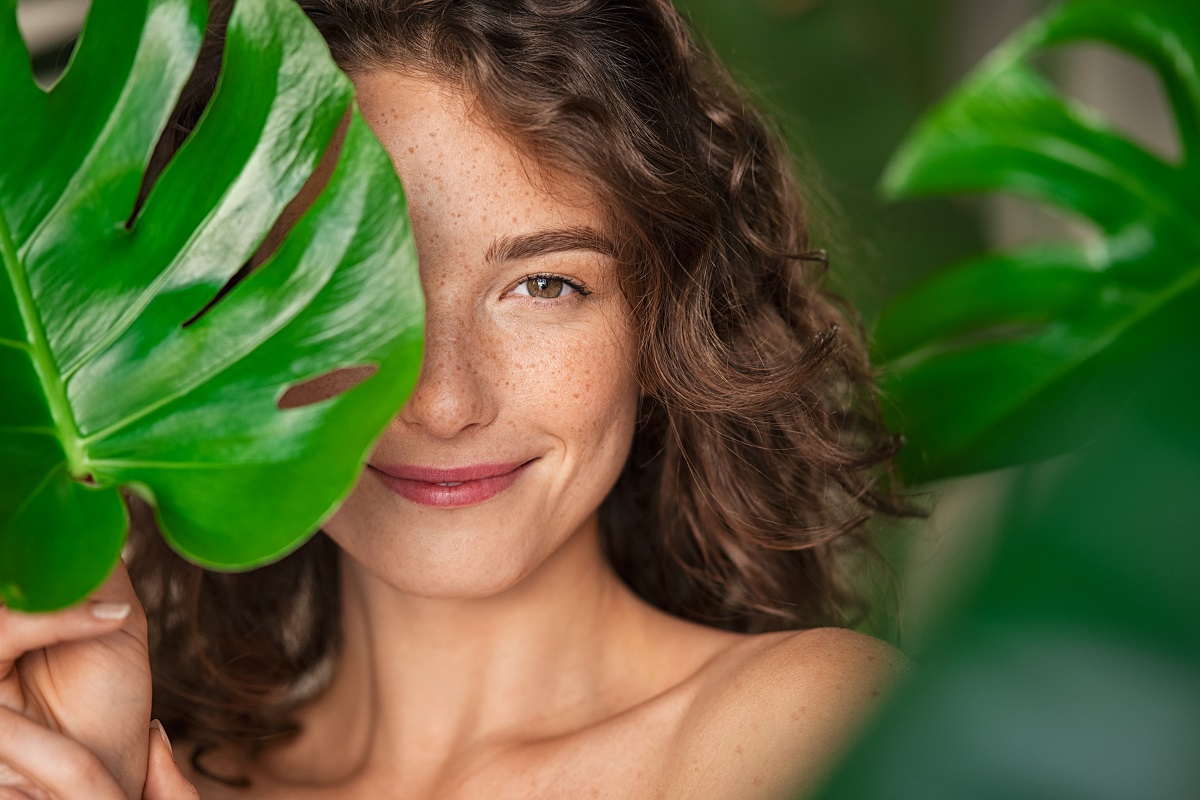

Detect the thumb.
xmin=143 ymin=720 xmax=199 ymax=800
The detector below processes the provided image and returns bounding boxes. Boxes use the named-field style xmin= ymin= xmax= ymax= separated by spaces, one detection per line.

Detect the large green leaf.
xmin=875 ymin=0 xmax=1200 ymax=482
xmin=0 ymin=0 xmax=423 ymax=611
xmin=805 ymin=2 xmax=1200 ymax=796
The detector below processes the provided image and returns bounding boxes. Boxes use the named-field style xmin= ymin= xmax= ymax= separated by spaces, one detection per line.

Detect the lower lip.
xmin=369 ymin=462 xmax=532 ymax=508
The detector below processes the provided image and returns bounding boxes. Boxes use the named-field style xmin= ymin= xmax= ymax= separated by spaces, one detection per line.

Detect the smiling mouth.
xmin=367 ymin=460 xmax=534 ymax=508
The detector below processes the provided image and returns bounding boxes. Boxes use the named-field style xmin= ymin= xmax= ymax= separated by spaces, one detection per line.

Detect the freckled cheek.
xmin=489 ymin=318 xmax=638 ymax=447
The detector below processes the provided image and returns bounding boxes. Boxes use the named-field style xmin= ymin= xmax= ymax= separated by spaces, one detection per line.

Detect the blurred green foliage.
xmin=875 ymin=0 xmax=1200 ymax=483
xmin=677 ymin=0 xmax=995 ymax=320
xmin=801 ymin=0 xmax=1200 ymax=796
xmin=811 ymin=342 xmax=1200 ymax=799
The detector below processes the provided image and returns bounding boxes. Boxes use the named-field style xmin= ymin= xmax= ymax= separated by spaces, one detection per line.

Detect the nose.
xmin=397 ymin=305 xmax=497 ymax=438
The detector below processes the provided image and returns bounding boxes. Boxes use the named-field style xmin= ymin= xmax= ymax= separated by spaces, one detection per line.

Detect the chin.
xmin=367 ymin=550 xmax=536 ymax=600
xmin=322 ymin=508 xmax=559 ymax=601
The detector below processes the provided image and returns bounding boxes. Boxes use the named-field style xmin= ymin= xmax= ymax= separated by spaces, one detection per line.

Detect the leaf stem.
xmin=0 ymin=215 xmax=85 ymax=475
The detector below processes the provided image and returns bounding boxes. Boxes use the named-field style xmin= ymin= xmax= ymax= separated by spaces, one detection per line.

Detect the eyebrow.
xmin=484 ymin=226 xmax=616 ymax=264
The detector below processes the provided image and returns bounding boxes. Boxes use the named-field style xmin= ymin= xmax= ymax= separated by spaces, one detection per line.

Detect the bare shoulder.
xmin=661 ymin=628 xmax=905 ymax=800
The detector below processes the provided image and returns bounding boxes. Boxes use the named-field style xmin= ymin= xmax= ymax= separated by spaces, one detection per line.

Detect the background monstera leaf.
xmin=0 ymin=0 xmax=423 ymax=611
xmin=807 ymin=1 xmax=1200 ymax=797
xmin=874 ymin=0 xmax=1200 ymax=483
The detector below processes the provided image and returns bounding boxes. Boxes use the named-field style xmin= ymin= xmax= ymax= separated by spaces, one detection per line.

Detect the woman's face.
xmin=317 ymin=73 xmax=639 ymax=598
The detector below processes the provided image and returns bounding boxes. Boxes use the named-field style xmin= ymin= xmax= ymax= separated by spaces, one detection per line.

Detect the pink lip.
xmin=368 ymin=460 xmax=533 ymax=508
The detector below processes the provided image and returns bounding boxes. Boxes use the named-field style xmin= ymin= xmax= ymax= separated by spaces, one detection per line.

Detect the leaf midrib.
xmin=0 ymin=211 xmax=82 ymax=475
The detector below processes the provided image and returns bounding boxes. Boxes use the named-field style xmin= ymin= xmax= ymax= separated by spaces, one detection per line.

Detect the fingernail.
xmin=90 ymin=602 xmax=131 ymax=620
xmin=151 ymin=719 xmax=173 ymax=755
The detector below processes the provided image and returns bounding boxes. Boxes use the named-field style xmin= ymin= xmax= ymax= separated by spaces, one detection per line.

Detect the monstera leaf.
xmin=0 ymin=0 xmax=423 ymax=611
xmin=874 ymin=0 xmax=1200 ymax=483
xmin=806 ymin=4 xmax=1200 ymax=797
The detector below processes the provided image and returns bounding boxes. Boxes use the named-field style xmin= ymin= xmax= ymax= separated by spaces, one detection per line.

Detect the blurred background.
xmin=14 ymin=0 xmax=1179 ymax=649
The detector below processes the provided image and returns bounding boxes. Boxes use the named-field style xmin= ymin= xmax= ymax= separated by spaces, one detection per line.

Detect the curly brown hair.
xmin=128 ymin=0 xmax=907 ymax=770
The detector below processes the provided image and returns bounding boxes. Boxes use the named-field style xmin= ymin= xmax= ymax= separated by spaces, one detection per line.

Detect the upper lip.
xmin=368 ymin=460 xmax=532 ymax=484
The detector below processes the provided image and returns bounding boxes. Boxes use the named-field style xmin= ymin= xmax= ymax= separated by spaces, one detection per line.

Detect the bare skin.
xmin=0 ymin=71 xmax=900 ymax=800
xmin=182 ymin=537 xmax=898 ymax=800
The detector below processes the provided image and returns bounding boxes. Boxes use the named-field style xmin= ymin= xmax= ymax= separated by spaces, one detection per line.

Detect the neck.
xmin=268 ymin=516 xmax=676 ymax=786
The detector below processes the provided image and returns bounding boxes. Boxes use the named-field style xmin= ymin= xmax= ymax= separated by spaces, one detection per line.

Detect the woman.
xmin=0 ymin=1 xmax=907 ymax=797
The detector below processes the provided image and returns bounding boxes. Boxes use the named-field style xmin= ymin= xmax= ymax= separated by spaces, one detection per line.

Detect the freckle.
xmin=407 ymin=147 xmax=415 ymax=154
xmin=572 ymin=393 xmax=580 ymax=400
xmin=752 ymin=777 xmax=763 ymax=787
xmin=734 ymin=745 xmax=743 ymax=756
xmin=871 ymin=690 xmax=880 ymax=698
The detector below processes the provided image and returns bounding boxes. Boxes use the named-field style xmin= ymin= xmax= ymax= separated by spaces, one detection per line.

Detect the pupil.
xmin=529 ymin=277 xmax=564 ymax=298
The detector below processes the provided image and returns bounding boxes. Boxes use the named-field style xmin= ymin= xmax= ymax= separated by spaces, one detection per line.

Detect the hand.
xmin=0 ymin=561 xmax=191 ymax=798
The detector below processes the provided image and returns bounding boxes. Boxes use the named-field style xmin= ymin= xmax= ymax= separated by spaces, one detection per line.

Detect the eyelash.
xmin=510 ymin=273 xmax=593 ymax=300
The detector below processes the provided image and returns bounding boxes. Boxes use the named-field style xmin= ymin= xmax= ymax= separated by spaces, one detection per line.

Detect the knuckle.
xmin=61 ymin=744 xmax=107 ymax=785
xmin=0 ymin=763 xmax=33 ymax=792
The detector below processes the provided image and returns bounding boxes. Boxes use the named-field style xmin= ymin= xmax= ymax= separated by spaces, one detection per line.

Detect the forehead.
xmin=350 ymin=71 xmax=604 ymax=255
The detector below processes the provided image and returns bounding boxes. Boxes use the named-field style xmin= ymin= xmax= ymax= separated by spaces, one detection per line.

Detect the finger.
xmin=0 ymin=559 xmax=145 ymax=671
xmin=0 ymin=601 xmax=132 ymax=669
xmin=0 ymin=760 xmax=52 ymax=800
xmin=143 ymin=721 xmax=199 ymax=800
xmin=0 ymin=705 xmax=126 ymax=800
xmin=88 ymin=560 xmax=141 ymax=609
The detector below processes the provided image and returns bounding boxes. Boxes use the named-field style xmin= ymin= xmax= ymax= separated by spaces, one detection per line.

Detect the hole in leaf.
xmin=160 ymin=108 xmax=348 ymax=324
xmin=17 ymin=0 xmax=87 ymax=87
xmin=941 ymin=1 xmax=1041 ymax=93
xmin=212 ymin=113 xmax=347 ymax=267
xmin=277 ymin=365 xmax=379 ymax=410
xmin=984 ymin=195 xmax=1100 ymax=252
xmin=176 ymin=125 xmax=342 ymax=327
xmin=1035 ymin=43 xmax=1182 ymax=164
xmin=179 ymin=260 xmax=256 ymax=328
xmin=174 ymin=120 xmax=346 ymax=327
xmin=129 ymin=1 xmax=234 ymax=225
